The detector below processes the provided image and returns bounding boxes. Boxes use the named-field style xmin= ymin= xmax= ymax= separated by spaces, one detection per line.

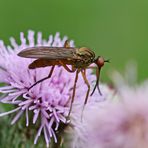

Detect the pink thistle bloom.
xmin=64 ymin=85 xmax=114 ymax=148
xmin=0 ymin=30 xmax=105 ymax=147
xmin=73 ymin=68 xmax=148 ymax=148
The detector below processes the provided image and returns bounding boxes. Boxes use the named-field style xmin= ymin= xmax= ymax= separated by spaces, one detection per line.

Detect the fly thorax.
xmin=74 ymin=47 xmax=95 ymax=68
xmin=77 ymin=47 xmax=95 ymax=60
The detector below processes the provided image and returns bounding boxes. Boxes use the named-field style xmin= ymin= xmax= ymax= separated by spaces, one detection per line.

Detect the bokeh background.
xmin=0 ymin=0 xmax=148 ymax=147
xmin=0 ymin=0 xmax=147 ymax=81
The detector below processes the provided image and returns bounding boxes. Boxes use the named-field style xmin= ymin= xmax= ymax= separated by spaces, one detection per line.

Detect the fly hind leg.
xmin=28 ymin=66 xmax=55 ymax=90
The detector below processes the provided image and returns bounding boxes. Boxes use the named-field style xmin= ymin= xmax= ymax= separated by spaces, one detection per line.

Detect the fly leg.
xmin=81 ymin=69 xmax=90 ymax=120
xmin=64 ymin=40 xmax=70 ymax=48
xmin=59 ymin=61 xmax=79 ymax=120
xmin=28 ymin=66 xmax=55 ymax=90
xmin=59 ymin=61 xmax=76 ymax=73
xmin=81 ymin=69 xmax=90 ymax=105
xmin=67 ymin=69 xmax=80 ymax=118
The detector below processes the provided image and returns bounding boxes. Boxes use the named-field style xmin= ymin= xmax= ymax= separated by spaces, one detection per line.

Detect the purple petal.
xmin=33 ymin=109 xmax=40 ymax=124
xmin=0 ymin=107 xmax=21 ymax=117
xmin=11 ymin=109 xmax=24 ymax=124
xmin=26 ymin=108 xmax=29 ymax=126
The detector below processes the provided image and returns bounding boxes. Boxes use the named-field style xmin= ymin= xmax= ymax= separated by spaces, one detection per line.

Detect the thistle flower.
xmin=64 ymin=84 xmax=114 ymax=148
xmin=0 ymin=30 xmax=105 ymax=147
xmin=72 ymin=66 xmax=148 ymax=148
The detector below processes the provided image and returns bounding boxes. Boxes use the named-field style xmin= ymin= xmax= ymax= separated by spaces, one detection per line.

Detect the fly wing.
xmin=18 ymin=47 xmax=77 ymax=60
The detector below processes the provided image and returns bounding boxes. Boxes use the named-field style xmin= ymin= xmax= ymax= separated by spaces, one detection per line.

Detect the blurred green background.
xmin=0 ymin=0 xmax=147 ymax=81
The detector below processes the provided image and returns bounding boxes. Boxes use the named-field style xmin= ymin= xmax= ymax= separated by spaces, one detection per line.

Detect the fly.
xmin=18 ymin=40 xmax=109 ymax=116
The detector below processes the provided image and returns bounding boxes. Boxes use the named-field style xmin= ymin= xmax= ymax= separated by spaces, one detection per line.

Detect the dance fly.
xmin=18 ymin=40 xmax=109 ymax=115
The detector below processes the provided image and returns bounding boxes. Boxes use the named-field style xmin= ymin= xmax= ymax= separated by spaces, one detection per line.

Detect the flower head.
xmin=0 ymin=30 xmax=105 ymax=147
xmin=72 ymin=66 xmax=148 ymax=148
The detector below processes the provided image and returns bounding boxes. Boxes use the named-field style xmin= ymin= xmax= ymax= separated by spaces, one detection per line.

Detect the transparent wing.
xmin=18 ymin=47 xmax=77 ymax=59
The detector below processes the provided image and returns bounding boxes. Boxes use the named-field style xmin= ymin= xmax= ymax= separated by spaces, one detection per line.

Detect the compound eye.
xmin=96 ymin=56 xmax=105 ymax=67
